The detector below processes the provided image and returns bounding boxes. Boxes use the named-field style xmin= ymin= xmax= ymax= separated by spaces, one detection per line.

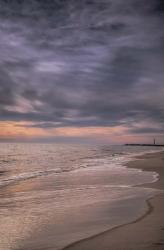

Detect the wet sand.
xmin=63 ymin=151 xmax=164 ymax=250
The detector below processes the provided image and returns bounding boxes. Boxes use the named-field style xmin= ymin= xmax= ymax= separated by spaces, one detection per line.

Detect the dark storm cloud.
xmin=0 ymin=0 xmax=164 ymax=135
xmin=154 ymin=0 xmax=164 ymax=13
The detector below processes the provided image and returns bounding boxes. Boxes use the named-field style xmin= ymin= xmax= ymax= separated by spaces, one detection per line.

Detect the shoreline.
xmin=62 ymin=198 xmax=155 ymax=250
xmin=62 ymin=150 xmax=164 ymax=250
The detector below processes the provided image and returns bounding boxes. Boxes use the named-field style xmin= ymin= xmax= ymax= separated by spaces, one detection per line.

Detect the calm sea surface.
xmin=0 ymin=143 xmax=162 ymax=250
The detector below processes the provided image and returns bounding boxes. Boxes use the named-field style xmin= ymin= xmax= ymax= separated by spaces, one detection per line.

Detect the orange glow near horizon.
xmin=0 ymin=122 xmax=48 ymax=138
xmin=0 ymin=121 xmax=153 ymax=144
xmin=0 ymin=121 xmax=127 ymax=141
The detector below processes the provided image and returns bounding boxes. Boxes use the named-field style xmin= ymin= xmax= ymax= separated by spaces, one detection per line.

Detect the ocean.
xmin=0 ymin=143 xmax=162 ymax=250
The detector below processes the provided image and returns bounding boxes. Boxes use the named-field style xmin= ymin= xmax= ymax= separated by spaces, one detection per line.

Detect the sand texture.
xmin=63 ymin=151 xmax=164 ymax=250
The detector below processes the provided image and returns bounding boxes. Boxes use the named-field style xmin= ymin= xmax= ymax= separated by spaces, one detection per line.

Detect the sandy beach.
xmin=63 ymin=151 xmax=164 ymax=250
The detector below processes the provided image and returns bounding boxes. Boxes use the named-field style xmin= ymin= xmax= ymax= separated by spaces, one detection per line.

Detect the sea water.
xmin=0 ymin=143 xmax=162 ymax=250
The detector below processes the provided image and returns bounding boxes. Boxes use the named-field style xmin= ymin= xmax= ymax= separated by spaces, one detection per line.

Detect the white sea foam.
xmin=0 ymin=143 xmax=163 ymax=250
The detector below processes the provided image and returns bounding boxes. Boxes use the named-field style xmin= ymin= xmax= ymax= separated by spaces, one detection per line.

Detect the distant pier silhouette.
xmin=125 ymin=138 xmax=164 ymax=147
xmin=125 ymin=143 xmax=164 ymax=147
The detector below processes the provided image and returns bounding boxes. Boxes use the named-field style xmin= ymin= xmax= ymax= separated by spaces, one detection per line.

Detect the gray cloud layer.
xmin=0 ymin=0 xmax=164 ymax=135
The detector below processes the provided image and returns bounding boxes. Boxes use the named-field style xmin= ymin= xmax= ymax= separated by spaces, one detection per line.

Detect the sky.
xmin=0 ymin=0 xmax=164 ymax=144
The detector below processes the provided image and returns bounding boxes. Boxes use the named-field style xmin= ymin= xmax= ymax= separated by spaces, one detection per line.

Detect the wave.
xmin=0 ymin=168 xmax=63 ymax=187
xmin=0 ymin=146 xmax=162 ymax=188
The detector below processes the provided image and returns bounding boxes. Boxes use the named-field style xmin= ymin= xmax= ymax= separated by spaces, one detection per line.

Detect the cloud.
xmin=0 ymin=0 xmax=164 ymax=140
xmin=0 ymin=68 xmax=17 ymax=105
